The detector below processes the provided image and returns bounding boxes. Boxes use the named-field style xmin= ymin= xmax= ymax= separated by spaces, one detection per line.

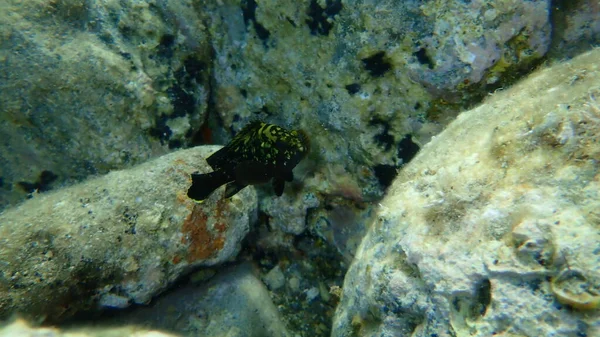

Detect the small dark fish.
xmin=187 ymin=121 xmax=310 ymax=201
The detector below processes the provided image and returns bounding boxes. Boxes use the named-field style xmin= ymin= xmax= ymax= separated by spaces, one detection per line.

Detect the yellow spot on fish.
xmin=263 ymin=124 xmax=278 ymax=142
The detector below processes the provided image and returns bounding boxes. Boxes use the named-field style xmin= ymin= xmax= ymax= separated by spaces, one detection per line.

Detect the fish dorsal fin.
xmin=207 ymin=120 xmax=266 ymax=168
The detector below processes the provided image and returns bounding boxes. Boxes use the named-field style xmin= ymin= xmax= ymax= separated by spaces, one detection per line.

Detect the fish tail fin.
xmin=272 ymin=178 xmax=285 ymax=196
xmin=187 ymin=171 xmax=232 ymax=202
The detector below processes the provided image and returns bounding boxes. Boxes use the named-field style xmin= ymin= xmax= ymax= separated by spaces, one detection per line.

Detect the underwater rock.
xmin=332 ymin=48 xmax=600 ymax=336
xmin=0 ymin=146 xmax=257 ymax=323
xmin=549 ymin=0 xmax=600 ymax=58
xmin=103 ymin=263 xmax=291 ymax=337
xmin=260 ymin=191 xmax=319 ymax=235
xmin=0 ymin=318 xmax=179 ymax=337
xmin=0 ymin=0 xmax=211 ymax=211
xmin=199 ymin=0 xmax=598 ymax=252
xmin=307 ymin=199 xmax=373 ymax=264
xmin=263 ymin=265 xmax=286 ymax=291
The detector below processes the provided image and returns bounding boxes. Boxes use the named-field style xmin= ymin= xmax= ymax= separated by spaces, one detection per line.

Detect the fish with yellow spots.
xmin=187 ymin=121 xmax=310 ymax=201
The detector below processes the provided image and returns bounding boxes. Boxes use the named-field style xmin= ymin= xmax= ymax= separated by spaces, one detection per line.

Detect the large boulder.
xmin=0 ymin=146 xmax=257 ymax=323
xmin=0 ymin=0 xmax=211 ymax=210
xmin=333 ymin=48 xmax=600 ymax=336
xmin=104 ymin=263 xmax=291 ymax=337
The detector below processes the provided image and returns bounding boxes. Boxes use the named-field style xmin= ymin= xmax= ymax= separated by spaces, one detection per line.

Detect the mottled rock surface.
xmin=103 ymin=263 xmax=291 ymax=337
xmin=202 ymin=0 xmax=559 ymax=209
xmin=201 ymin=1 xmax=600 ymax=271
xmin=0 ymin=0 xmax=211 ymax=210
xmin=333 ymin=49 xmax=600 ymax=336
xmin=0 ymin=146 xmax=257 ymax=322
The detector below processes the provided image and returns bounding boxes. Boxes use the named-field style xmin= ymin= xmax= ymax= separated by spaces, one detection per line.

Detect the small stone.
xmin=288 ymin=277 xmax=300 ymax=293
xmin=98 ymin=293 xmax=131 ymax=309
xmin=263 ymin=265 xmax=285 ymax=290
xmin=305 ymin=287 xmax=320 ymax=303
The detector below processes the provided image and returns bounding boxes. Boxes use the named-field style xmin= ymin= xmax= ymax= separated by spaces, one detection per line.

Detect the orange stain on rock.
xmin=214 ymin=198 xmax=229 ymax=233
xmin=214 ymin=222 xmax=227 ymax=233
xmin=172 ymin=255 xmax=182 ymax=264
xmin=215 ymin=197 xmax=229 ymax=219
xmin=181 ymin=204 xmax=226 ymax=262
xmin=176 ymin=191 xmax=191 ymax=207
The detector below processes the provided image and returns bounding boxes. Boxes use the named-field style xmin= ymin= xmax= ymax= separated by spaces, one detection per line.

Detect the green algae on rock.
xmin=0 ymin=147 xmax=257 ymax=323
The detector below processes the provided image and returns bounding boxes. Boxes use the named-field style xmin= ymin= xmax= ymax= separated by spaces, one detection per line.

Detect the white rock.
xmin=333 ymin=49 xmax=600 ymax=337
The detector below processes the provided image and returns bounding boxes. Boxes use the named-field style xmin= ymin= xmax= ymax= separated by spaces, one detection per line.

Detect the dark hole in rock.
xmin=17 ymin=181 xmax=37 ymax=194
xmin=154 ymin=57 xmax=206 ymax=145
xmin=242 ymin=0 xmax=271 ymax=43
xmin=345 ymin=83 xmax=361 ymax=95
xmin=373 ymin=164 xmax=397 ymax=189
xmin=254 ymin=106 xmax=273 ymax=116
xmin=369 ymin=118 xmax=394 ymax=151
xmin=168 ymin=139 xmax=183 ymax=149
xmin=362 ymin=51 xmax=392 ymax=77
xmin=40 ymin=171 xmax=58 ymax=187
xmin=306 ymin=0 xmax=343 ymax=36
xmin=397 ymin=135 xmax=420 ymax=165
xmin=119 ymin=52 xmax=132 ymax=60
xmin=149 ymin=115 xmax=173 ymax=145
xmin=471 ymin=278 xmax=492 ymax=317
xmin=17 ymin=170 xmax=58 ymax=194
xmin=168 ymin=57 xmax=205 ymax=118
xmin=168 ymin=85 xmax=195 ymax=117
xmin=414 ymin=48 xmax=435 ymax=69
xmin=157 ymin=34 xmax=175 ymax=59
xmin=183 ymin=57 xmax=205 ymax=82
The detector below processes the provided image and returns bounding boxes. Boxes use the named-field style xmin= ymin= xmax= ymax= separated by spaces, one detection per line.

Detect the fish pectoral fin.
xmin=224 ymin=181 xmax=248 ymax=199
xmin=234 ymin=160 xmax=271 ymax=185
xmin=187 ymin=170 xmax=232 ymax=202
xmin=272 ymin=178 xmax=285 ymax=197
